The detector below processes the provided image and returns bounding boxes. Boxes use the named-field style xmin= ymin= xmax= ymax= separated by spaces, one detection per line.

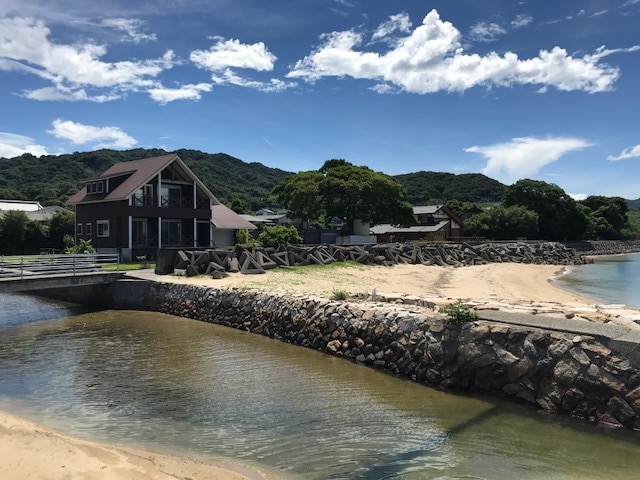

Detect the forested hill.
xmin=16 ymin=147 xmax=638 ymax=210
xmin=0 ymin=148 xmax=291 ymax=210
xmin=395 ymin=171 xmax=506 ymax=205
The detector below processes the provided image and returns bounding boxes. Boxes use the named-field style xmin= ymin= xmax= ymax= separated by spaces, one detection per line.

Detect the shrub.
xmin=439 ymin=299 xmax=478 ymax=324
xmin=256 ymin=225 xmax=302 ymax=247
xmin=65 ymin=238 xmax=96 ymax=254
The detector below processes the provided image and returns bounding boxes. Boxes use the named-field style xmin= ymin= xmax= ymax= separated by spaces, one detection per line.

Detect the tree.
xmin=48 ymin=209 xmax=75 ymax=250
xmin=465 ymin=205 xmax=539 ymax=240
xmin=503 ymin=179 xmax=588 ymax=240
xmin=273 ymin=160 xmax=415 ymax=234
xmin=0 ymin=210 xmax=29 ymax=254
xmin=580 ymin=196 xmax=629 ymax=239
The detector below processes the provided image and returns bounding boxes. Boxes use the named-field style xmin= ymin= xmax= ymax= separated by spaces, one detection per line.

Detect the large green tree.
xmin=0 ymin=210 xmax=29 ymax=254
xmin=464 ymin=205 xmax=539 ymax=240
xmin=273 ymin=160 xmax=415 ymax=234
xmin=579 ymin=195 xmax=629 ymax=239
xmin=503 ymin=179 xmax=588 ymax=241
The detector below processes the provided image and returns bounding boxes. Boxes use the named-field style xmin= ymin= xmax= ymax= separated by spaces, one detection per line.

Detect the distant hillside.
xmin=0 ymin=148 xmax=506 ymax=211
xmin=627 ymin=198 xmax=640 ymax=209
xmin=394 ymin=171 xmax=506 ymax=205
xmin=0 ymin=148 xmax=291 ymax=211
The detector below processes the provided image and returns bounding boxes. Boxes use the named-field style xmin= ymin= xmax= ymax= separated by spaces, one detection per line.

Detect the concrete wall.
xmin=100 ymin=279 xmax=640 ymax=431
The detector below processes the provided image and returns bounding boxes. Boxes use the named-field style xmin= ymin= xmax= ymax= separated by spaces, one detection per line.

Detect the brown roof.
xmin=67 ymin=154 xmax=217 ymax=205
xmin=211 ymin=204 xmax=256 ymax=230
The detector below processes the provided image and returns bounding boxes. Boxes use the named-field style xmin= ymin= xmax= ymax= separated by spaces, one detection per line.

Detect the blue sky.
xmin=1 ymin=0 xmax=640 ymax=199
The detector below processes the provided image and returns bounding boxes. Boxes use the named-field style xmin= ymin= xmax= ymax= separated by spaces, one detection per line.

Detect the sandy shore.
xmin=0 ymin=412 xmax=277 ymax=480
xmin=140 ymin=262 xmax=640 ymax=327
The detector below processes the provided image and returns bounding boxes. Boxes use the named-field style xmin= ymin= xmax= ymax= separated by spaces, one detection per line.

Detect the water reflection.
xmin=1 ymin=304 xmax=640 ymax=479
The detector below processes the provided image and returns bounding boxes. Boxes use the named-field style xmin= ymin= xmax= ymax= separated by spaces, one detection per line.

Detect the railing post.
xmin=20 ymin=256 xmax=24 ymax=280
xmin=73 ymin=255 xmax=76 ymax=275
xmin=117 ymin=254 xmax=120 ymax=272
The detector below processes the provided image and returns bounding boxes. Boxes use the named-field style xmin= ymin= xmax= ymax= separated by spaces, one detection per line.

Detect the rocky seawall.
xmin=109 ymin=280 xmax=640 ymax=431
xmin=565 ymin=240 xmax=640 ymax=256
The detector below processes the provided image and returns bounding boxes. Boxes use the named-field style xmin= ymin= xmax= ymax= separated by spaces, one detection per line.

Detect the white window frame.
xmin=85 ymin=222 xmax=92 ymax=235
xmin=97 ymin=220 xmax=110 ymax=238
xmin=76 ymin=223 xmax=83 ymax=235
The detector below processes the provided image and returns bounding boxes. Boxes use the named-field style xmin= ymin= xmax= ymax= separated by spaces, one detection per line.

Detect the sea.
xmin=555 ymin=252 xmax=640 ymax=309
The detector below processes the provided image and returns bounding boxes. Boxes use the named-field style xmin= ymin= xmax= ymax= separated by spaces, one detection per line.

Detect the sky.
xmin=1 ymin=0 xmax=640 ymax=199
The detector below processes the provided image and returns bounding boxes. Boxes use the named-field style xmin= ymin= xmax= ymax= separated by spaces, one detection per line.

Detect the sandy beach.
xmin=3 ymin=261 xmax=640 ymax=479
xmin=0 ymin=411 xmax=278 ymax=480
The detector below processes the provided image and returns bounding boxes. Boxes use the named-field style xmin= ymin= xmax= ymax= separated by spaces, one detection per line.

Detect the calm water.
xmin=556 ymin=253 xmax=640 ymax=308
xmin=1 ymin=294 xmax=640 ymax=479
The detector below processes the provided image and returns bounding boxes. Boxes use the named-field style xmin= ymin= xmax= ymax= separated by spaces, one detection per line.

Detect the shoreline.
xmin=0 ymin=411 xmax=283 ymax=480
xmin=129 ymin=262 xmax=640 ymax=328
xmin=3 ymin=261 xmax=639 ymax=478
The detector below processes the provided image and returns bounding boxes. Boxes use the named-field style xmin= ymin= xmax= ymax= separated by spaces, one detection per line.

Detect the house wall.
xmin=212 ymin=229 xmax=236 ymax=248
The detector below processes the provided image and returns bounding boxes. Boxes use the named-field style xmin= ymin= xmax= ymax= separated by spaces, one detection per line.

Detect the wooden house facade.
xmin=68 ymin=153 xmax=252 ymax=261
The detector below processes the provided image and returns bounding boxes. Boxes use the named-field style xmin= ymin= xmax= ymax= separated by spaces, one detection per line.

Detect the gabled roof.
xmin=211 ymin=204 xmax=256 ymax=230
xmin=67 ymin=154 xmax=218 ymax=205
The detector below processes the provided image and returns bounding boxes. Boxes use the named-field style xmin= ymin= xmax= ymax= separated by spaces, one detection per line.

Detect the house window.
xmin=161 ymin=219 xmax=182 ymax=246
xmin=86 ymin=223 xmax=92 ymax=235
xmin=87 ymin=183 xmax=95 ymax=194
xmin=77 ymin=223 xmax=83 ymax=235
xmin=97 ymin=220 xmax=110 ymax=237
xmin=97 ymin=181 xmax=104 ymax=193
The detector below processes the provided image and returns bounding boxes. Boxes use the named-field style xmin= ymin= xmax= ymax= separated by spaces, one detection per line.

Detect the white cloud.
xmin=511 ymin=14 xmax=533 ymax=29
xmin=148 ymin=83 xmax=213 ymax=104
xmin=371 ymin=12 xmax=412 ymax=42
xmin=0 ymin=132 xmax=48 ymax=158
xmin=469 ymin=21 xmax=507 ymax=42
xmin=48 ymin=119 xmax=137 ymax=149
xmin=211 ymin=69 xmax=296 ymax=92
xmin=0 ymin=17 xmax=174 ymax=100
xmin=569 ymin=193 xmax=588 ymax=201
xmin=608 ymin=144 xmax=640 ymax=161
xmin=464 ymin=136 xmax=594 ymax=183
xmin=100 ymin=18 xmax=157 ymax=44
xmin=23 ymin=86 xmax=120 ymax=102
xmin=190 ymin=37 xmax=276 ymax=72
xmin=287 ymin=9 xmax=629 ymax=94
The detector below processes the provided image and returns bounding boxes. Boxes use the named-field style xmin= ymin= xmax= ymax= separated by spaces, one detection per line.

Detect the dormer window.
xmin=87 ymin=180 xmax=106 ymax=194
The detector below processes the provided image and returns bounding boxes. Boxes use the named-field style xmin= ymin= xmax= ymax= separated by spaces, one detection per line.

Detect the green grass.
xmin=102 ymin=262 xmax=155 ymax=271
xmin=277 ymin=260 xmax=376 ymax=275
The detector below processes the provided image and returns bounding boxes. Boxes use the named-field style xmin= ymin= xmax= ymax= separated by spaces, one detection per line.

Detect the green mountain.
xmin=0 ymin=148 xmax=291 ymax=211
xmin=627 ymin=198 xmax=640 ymax=209
xmin=395 ymin=171 xmax=506 ymax=205
xmin=0 ymin=148 xmax=506 ymax=210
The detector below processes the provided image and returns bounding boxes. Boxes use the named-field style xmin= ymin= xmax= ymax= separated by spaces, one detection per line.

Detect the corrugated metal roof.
xmin=412 ymin=205 xmax=444 ymax=215
xmin=371 ymin=220 xmax=449 ymax=234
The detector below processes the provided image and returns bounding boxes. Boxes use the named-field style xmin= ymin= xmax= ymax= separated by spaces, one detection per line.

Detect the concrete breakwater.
xmin=165 ymin=241 xmax=591 ymax=277
xmin=110 ymin=280 xmax=640 ymax=431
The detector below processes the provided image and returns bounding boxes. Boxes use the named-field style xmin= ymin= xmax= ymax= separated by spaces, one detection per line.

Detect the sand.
xmin=3 ymin=261 xmax=640 ymax=479
xmin=0 ymin=412 xmax=276 ymax=480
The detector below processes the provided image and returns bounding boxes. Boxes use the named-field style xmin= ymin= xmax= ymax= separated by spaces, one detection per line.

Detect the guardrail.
xmin=0 ymin=254 xmax=120 ymax=280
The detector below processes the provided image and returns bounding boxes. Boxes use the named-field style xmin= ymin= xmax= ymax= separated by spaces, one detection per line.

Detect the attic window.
xmin=87 ymin=181 xmax=106 ymax=194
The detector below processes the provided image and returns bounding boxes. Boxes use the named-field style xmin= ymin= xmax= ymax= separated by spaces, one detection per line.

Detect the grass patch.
xmin=276 ymin=260 xmax=375 ymax=275
xmin=330 ymin=289 xmax=349 ymax=301
xmin=102 ymin=262 xmax=155 ymax=271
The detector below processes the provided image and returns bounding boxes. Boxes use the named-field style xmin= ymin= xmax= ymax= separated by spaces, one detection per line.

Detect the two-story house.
xmin=68 ymin=153 xmax=253 ymax=261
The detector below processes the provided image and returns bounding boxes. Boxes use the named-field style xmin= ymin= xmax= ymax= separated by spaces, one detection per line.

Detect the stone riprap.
xmin=129 ymin=281 xmax=640 ymax=430
xmin=171 ymin=241 xmax=590 ymax=277
xmin=565 ymin=240 xmax=640 ymax=256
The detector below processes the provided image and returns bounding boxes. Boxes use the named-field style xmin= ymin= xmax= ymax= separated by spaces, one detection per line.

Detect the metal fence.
xmin=0 ymin=254 xmax=120 ymax=280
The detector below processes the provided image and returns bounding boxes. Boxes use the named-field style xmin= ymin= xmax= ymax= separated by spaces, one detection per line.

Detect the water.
xmin=556 ymin=253 xmax=640 ymax=308
xmin=1 ymin=294 xmax=640 ymax=479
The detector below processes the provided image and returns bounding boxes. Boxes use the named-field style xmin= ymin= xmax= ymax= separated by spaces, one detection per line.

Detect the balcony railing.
xmin=132 ymin=194 xmax=209 ymax=209
xmin=160 ymin=234 xmax=194 ymax=247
